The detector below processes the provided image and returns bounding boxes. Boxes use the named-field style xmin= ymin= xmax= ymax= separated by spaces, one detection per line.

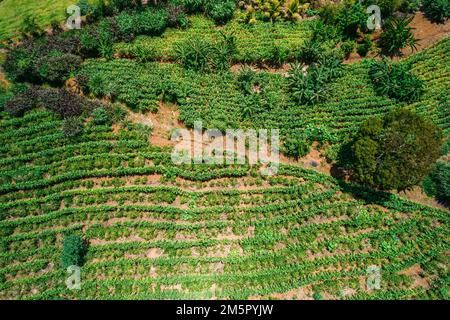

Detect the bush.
xmin=289 ymin=63 xmax=326 ymax=105
xmin=422 ymin=0 xmax=450 ymax=23
xmin=267 ymin=44 xmax=288 ymax=67
xmin=204 ymin=0 xmax=236 ymax=25
xmin=136 ymin=8 xmax=169 ymax=36
xmin=60 ymin=235 xmax=87 ymax=268
xmin=4 ymin=86 xmax=41 ymax=117
xmin=289 ymin=55 xmax=342 ymax=106
xmin=92 ymin=106 xmax=110 ymax=125
xmin=357 ymin=35 xmax=373 ymax=57
xmin=62 ymin=117 xmax=84 ymax=137
xmin=116 ymin=11 xmax=137 ymax=40
xmin=368 ymin=59 xmax=424 ymax=102
xmin=349 ymin=108 xmax=442 ymax=191
xmin=42 ymin=88 xmax=88 ymax=118
xmin=341 ymin=40 xmax=356 ymax=59
xmin=175 ymin=37 xmax=213 ymax=72
xmin=423 ymin=161 xmax=450 ymax=206
xmin=283 ymin=134 xmax=311 ymax=159
xmin=366 ymin=0 xmax=403 ymax=18
xmin=337 ymin=2 xmax=367 ymax=39
xmin=20 ymin=15 xmax=44 ymax=38
xmin=37 ymin=53 xmax=82 ymax=84
xmin=182 ymin=0 xmax=205 ymax=13
xmin=4 ymin=41 xmax=40 ymax=82
xmin=167 ymin=3 xmax=189 ymax=28
xmin=379 ymin=15 xmax=417 ymax=56
xmin=297 ymin=39 xmax=323 ymax=64
xmin=108 ymin=0 xmax=135 ymax=14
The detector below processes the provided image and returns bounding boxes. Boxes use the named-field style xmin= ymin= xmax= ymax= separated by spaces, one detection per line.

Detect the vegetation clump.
xmin=61 ymin=235 xmax=87 ymax=268
xmin=349 ymin=109 xmax=442 ymax=191
xmin=367 ymin=59 xmax=424 ymax=103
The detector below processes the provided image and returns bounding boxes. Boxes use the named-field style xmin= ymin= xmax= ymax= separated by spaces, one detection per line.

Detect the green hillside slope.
xmin=0 ymin=107 xmax=448 ymax=300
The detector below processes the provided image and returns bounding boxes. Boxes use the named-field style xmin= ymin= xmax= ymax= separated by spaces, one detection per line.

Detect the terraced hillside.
xmin=0 ymin=108 xmax=448 ymax=300
xmin=81 ymin=37 xmax=450 ymax=144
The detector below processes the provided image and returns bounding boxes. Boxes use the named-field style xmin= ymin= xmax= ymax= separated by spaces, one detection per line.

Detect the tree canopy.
xmin=349 ymin=108 xmax=442 ymax=191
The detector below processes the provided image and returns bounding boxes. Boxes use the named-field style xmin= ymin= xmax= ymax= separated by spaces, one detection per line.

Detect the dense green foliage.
xmin=379 ymin=15 xmax=418 ymax=56
xmin=422 ymin=0 xmax=450 ymax=23
xmin=61 ymin=235 xmax=87 ymax=268
xmin=175 ymin=32 xmax=237 ymax=72
xmin=368 ymin=59 xmax=424 ymax=103
xmin=423 ymin=161 xmax=450 ymax=207
xmin=349 ymin=109 xmax=442 ymax=191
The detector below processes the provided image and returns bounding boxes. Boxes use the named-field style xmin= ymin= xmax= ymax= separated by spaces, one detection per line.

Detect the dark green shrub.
xmin=297 ymin=39 xmax=323 ymax=64
xmin=400 ymin=0 xmax=422 ymax=13
xmin=423 ymin=161 xmax=450 ymax=206
xmin=319 ymin=2 xmax=345 ymax=25
xmin=289 ymin=55 xmax=342 ymax=106
xmin=116 ymin=11 xmax=137 ymax=39
xmin=136 ymin=8 xmax=169 ymax=36
xmin=341 ymin=40 xmax=356 ymax=59
xmin=92 ymin=106 xmax=110 ymax=125
xmin=349 ymin=108 xmax=442 ymax=191
xmin=175 ymin=33 xmax=236 ymax=72
xmin=379 ymin=15 xmax=417 ymax=56
xmin=337 ymin=2 xmax=367 ymax=39
xmin=267 ymin=44 xmax=288 ymax=68
xmin=213 ymin=32 xmax=237 ymax=70
xmin=37 ymin=53 xmax=82 ymax=84
xmin=20 ymin=15 xmax=44 ymax=38
xmin=183 ymin=0 xmax=205 ymax=13
xmin=368 ymin=59 xmax=424 ymax=102
xmin=4 ymin=87 xmax=41 ymax=117
xmin=62 ymin=117 xmax=84 ymax=137
xmin=357 ymin=35 xmax=373 ymax=57
xmin=289 ymin=63 xmax=326 ymax=105
xmin=422 ymin=0 xmax=450 ymax=23
xmin=108 ymin=0 xmax=134 ymax=14
xmin=4 ymin=41 xmax=40 ymax=82
xmin=283 ymin=134 xmax=311 ymax=159
xmin=175 ymin=37 xmax=213 ymax=72
xmin=204 ymin=0 xmax=236 ymax=25
xmin=366 ymin=0 xmax=403 ymax=18
xmin=60 ymin=235 xmax=87 ymax=268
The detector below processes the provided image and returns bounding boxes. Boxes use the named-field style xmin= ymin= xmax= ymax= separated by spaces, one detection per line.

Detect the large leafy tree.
xmin=349 ymin=108 xmax=442 ymax=191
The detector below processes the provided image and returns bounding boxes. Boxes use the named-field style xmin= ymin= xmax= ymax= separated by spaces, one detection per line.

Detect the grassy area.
xmin=115 ymin=15 xmax=313 ymax=63
xmin=0 ymin=0 xmax=73 ymax=41
xmin=82 ymin=37 xmax=450 ymax=146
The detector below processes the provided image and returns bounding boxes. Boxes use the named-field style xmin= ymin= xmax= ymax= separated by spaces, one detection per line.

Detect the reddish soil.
xmin=346 ymin=12 xmax=450 ymax=64
xmin=401 ymin=12 xmax=450 ymax=56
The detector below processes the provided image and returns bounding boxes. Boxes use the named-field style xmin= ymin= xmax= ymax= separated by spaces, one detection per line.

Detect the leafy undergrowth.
xmin=114 ymin=15 xmax=313 ymax=64
xmin=0 ymin=108 xmax=448 ymax=300
xmin=80 ymin=37 xmax=450 ymax=146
